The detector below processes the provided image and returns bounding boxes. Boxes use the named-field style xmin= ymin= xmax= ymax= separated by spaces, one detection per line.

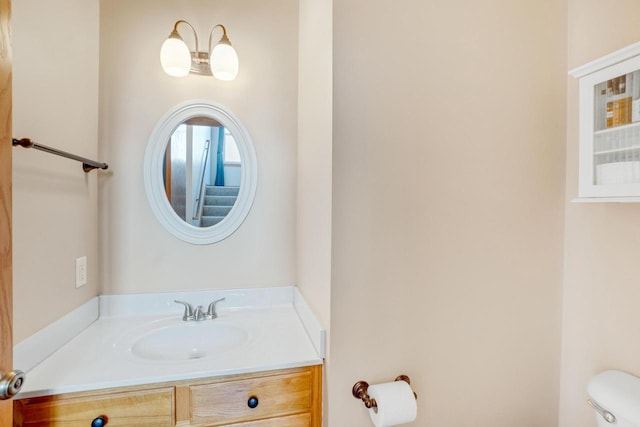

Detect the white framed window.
xmin=224 ymin=128 xmax=241 ymax=164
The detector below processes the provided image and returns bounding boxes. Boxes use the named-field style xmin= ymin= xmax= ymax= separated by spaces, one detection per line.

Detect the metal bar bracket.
xmin=12 ymin=138 xmax=108 ymax=173
xmin=352 ymin=375 xmax=417 ymax=414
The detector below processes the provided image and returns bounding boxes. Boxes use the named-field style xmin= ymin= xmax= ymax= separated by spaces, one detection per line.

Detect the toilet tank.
xmin=588 ymin=370 xmax=640 ymax=427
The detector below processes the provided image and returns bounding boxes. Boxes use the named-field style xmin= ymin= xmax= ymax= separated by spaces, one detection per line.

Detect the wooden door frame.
xmin=0 ymin=0 xmax=12 ymax=424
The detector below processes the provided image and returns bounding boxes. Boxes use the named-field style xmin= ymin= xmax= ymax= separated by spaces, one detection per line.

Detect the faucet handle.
xmin=194 ymin=305 xmax=206 ymax=321
xmin=174 ymin=300 xmax=195 ymax=321
xmin=206 ymin=298 xmax=226 ymax=319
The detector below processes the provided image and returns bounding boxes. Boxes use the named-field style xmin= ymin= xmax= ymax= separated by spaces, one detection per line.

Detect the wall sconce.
xmin=160 ymin=20 xmax=239 ymax=80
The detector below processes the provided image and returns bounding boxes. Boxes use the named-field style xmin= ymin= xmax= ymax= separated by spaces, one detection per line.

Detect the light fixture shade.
xmin=160 ymin=37 xmax=191 ymax=77
xmin=210 ymin=43 xmax=239 ymax=81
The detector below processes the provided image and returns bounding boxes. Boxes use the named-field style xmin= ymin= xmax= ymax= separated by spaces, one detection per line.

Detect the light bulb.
xmin=160 ymin=36 xmax=191 ymax=77
xmin=210 ymin=43 xmax=239 ymax=81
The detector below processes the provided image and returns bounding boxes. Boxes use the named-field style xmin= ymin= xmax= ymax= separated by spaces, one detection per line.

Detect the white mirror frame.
xmin=144 ymin=99 xmax=257 ymax=244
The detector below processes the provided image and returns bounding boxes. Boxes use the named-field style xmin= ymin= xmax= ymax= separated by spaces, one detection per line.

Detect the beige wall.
xmin=20 ymin=2 xmax=640 ymax=425
xmin=560 ymin=2 xmax=640 ymax=426
xmin=297 ymin=1 xmax=332 ymax=424
xmin=12 ymin=0 xmax=100 ymax=343
xmin=98 ymin=0 xmax=298 ymax=294
xmin=297 ymin=0 xmax=332 ymax=333
xmin=329 ymin=1 xmax=567 ymax=425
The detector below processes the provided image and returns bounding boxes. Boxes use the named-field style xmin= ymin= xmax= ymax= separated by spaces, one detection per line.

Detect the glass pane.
xmin=224 ymin=129 xmax=241 ymax=163
xmin=593 ymin=70 xmax=640 ymax=185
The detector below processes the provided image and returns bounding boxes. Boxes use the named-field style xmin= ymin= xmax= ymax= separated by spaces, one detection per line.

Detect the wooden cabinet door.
xmin=14 ymin=387 xmax=175 ymax=427
xmin=190 ymin=370 xmax=314 ymax=425
xmin=188 ymin=366 xmax=322 ymax=427
xmin=220 ymin=413 xmax=311 ymax=427
xmin=0 ymin=0 xmax=13 ymax=424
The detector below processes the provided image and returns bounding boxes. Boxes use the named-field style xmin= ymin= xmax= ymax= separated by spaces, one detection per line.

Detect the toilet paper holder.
xmin=352 ymin=375 xmax=417 ymax=412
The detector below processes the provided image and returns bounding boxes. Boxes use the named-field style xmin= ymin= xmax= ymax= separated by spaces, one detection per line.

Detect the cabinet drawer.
xmin=221 ymin=413 xmax=311 ymax=427
xmin=14 ymin=387 xmax=175 ymax=427
xmin=190 ymin=371 xmax=313 ymax=425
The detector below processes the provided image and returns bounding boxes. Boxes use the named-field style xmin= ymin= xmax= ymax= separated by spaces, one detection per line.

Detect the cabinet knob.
xmin=91 ymin=415 xmax=108 ymax=427
xmin=247 ymin=396 xmax=259 ymax=408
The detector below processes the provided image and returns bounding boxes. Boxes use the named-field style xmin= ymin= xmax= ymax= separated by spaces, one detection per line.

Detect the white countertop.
xmin=15 ymin=287 xmax=325 ymax=399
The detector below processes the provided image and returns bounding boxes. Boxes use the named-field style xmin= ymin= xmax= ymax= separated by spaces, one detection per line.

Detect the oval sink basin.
xmin=128 ymin=321 xmax=249 ymax=362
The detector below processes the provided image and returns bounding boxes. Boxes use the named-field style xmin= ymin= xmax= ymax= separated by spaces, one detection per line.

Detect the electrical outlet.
xmin=75 ymin=256 xmax=87 ymax=288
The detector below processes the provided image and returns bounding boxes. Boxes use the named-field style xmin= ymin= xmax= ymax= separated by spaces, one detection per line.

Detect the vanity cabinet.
xmin=13 ymin=386 xmax=175 ymax=426
xmin=13 ymin=365 xmax=322 ymax=427
xmin=571 ymin=41 xmax=640 ymax=201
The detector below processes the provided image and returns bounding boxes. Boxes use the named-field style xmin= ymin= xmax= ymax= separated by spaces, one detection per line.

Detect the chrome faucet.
xmin=205 ymin=298 xmax=225 ymax=319
xmin=174 ymin=300 xmax=197 ymax=321
xmin=174 ymin=298 xmax=226 ymax=321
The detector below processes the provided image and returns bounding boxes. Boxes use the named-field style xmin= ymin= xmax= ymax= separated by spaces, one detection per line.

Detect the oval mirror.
xmin=144 ymin=100 xmax=257 ymax=244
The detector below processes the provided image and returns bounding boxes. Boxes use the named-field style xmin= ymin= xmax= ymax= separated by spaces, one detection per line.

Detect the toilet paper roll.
xmin=367 ymin=380 xmax=417 ymax=427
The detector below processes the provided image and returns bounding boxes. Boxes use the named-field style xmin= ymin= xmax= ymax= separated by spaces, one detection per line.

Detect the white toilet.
xmin=587 ymin=370 xmax=640 ymax=426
